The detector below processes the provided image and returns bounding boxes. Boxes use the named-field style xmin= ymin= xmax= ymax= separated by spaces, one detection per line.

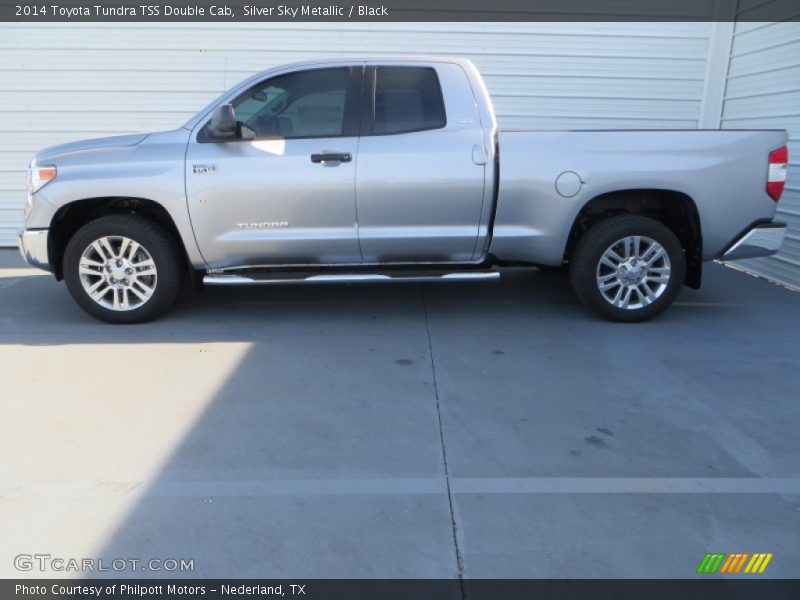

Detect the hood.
xmin=35 ymin=133 xmax=150 ymax=163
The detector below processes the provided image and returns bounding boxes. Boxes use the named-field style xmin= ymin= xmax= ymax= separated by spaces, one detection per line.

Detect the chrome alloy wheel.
xmin=78 ymin=236 xmax=157 ymax=311
xmin=595 ymin=235 xmax=671 ymax=310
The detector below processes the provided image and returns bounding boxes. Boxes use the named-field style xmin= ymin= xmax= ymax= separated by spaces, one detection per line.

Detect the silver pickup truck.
xmin=19 ymin=57 xmax=788 ymax=324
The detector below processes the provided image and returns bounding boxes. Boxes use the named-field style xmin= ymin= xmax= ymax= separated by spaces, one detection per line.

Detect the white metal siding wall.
xmin=0 ymin=22 xmax=713 ymax=245
xmin=721 ymin=18 xmax=800 ymax=289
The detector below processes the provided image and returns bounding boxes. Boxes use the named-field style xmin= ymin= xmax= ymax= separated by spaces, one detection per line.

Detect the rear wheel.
xmin=570 ymin=215 xmax=685 ymax=322
xmin=63 ymin=215 xmax=184 ymax=323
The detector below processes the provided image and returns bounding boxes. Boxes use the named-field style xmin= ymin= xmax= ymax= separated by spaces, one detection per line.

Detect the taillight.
xmin=767 ymin=146 xmax=788 ymax=202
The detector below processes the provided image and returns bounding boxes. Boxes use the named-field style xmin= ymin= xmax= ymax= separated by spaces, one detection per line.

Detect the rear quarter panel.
xmin=490 ymin=130 xmax=788 ymax=265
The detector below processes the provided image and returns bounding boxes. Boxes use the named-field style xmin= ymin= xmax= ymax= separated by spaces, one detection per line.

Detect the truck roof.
xmin=249 ymin=55 xmax=476 ymax=73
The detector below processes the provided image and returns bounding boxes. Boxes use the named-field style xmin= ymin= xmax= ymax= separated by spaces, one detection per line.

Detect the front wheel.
xmin=570 ymin=215 xmax=686 ymax=322
xmin=63 ymin=215 xmax=184 ymax=323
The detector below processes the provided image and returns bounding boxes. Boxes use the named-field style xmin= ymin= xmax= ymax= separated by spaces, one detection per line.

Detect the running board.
xmin=203 ymin=271 xmax=500 ymax=286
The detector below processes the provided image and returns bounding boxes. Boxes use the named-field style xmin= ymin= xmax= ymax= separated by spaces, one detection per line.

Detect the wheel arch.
xmin=565 ymin=188 xmax=703 ymax=289
xmin=48 ymin=196 xmax=188 ymax=280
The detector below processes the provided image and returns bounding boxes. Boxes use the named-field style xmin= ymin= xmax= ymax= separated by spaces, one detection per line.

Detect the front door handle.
xmin=310 ymin=152 xmax=352 ymax=165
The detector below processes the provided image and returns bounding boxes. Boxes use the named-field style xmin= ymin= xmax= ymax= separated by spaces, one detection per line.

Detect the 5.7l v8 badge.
xmin=192 ymin=164 xmax=217 ymax=174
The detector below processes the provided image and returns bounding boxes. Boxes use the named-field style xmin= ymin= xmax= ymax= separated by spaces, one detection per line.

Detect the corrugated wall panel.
xmin=722 ymin=19 xmax=800 ymax=290
xmin=0 ymin=22 xmax=712 ymax=245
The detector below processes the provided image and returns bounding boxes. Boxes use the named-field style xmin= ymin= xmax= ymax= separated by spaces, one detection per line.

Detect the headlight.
xmin=27 ymin=160 xmax=57 ymax=194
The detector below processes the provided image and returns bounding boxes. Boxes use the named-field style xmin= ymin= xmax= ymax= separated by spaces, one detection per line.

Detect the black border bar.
xmin=2 ymin=0 xmax=800 ymax=22
xmin=4 ymin=579 xmax=800 ymax=600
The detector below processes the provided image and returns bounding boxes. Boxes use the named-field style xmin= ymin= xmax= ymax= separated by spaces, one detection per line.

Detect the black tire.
xmin=63 ymin=215 xmax=184 ymax=323
xmin=569 ymin=215 xmax=685 ymax=322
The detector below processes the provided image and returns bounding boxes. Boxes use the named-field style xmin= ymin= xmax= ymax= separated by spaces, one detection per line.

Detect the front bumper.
xmin=17 ymin=229 xmax=51 ymax=271
xmin=721 ymin=222 xmax=787 ymax=261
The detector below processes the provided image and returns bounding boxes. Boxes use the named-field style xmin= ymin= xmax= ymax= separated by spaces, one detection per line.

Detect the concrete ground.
xmin=0 ymin=248 xmax=798 ymax=579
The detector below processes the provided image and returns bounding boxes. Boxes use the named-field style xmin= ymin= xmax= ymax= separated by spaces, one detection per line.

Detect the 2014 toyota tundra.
xmin=18 ymin=57 xmax=789 ymax=323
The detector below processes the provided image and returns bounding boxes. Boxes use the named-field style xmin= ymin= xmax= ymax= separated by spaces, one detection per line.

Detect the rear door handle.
xmin=310 ymin=152 xmax=352 ymax=165
xmin=472 ymin=144 xmax=487 ymax=165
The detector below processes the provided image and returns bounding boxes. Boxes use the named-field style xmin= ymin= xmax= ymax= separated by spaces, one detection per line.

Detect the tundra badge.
xmin=236 ymin=222 xmax=290 ymax=229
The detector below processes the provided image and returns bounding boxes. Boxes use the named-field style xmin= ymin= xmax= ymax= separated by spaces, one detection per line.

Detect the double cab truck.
xmin=18 ymin=57 xmax=788 ymax=323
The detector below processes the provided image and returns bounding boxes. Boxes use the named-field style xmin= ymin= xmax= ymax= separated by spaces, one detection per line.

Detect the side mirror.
xmin=207 ymin=104 xmax=237 ymax=140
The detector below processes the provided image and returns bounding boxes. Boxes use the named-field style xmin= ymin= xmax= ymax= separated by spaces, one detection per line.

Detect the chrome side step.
xmin=203 ymin=271 xmax=500 ymax=286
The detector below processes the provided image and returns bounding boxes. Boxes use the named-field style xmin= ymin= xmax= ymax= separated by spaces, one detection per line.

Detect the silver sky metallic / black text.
xmin=243 ymin=5 xmax=389 ymax=17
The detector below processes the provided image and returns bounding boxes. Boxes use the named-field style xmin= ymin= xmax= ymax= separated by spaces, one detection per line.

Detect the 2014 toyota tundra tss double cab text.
xmin=18 ymin=57 xmax=789 ymax=323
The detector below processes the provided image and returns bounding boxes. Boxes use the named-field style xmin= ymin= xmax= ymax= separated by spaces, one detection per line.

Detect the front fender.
xmin=29 ymin=129 xmax=204 ymax=267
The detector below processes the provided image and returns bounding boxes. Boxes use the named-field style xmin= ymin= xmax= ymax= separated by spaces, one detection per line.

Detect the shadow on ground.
xmin=1 ymin=251 xmax=799 ymax=578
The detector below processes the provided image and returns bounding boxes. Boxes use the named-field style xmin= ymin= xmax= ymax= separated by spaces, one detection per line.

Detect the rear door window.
xmin=370 ymin=67 xmax=446 ymax=135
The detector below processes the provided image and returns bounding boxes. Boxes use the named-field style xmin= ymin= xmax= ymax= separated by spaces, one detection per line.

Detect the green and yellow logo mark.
xmin=696 ymin=552 xmax=773 ymax=575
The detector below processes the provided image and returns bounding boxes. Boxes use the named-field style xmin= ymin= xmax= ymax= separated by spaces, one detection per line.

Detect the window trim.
xmin=197 ymin=66 xmax=364 ymax=143
xmin=361 ymin=66 xmax=448 ymax=137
